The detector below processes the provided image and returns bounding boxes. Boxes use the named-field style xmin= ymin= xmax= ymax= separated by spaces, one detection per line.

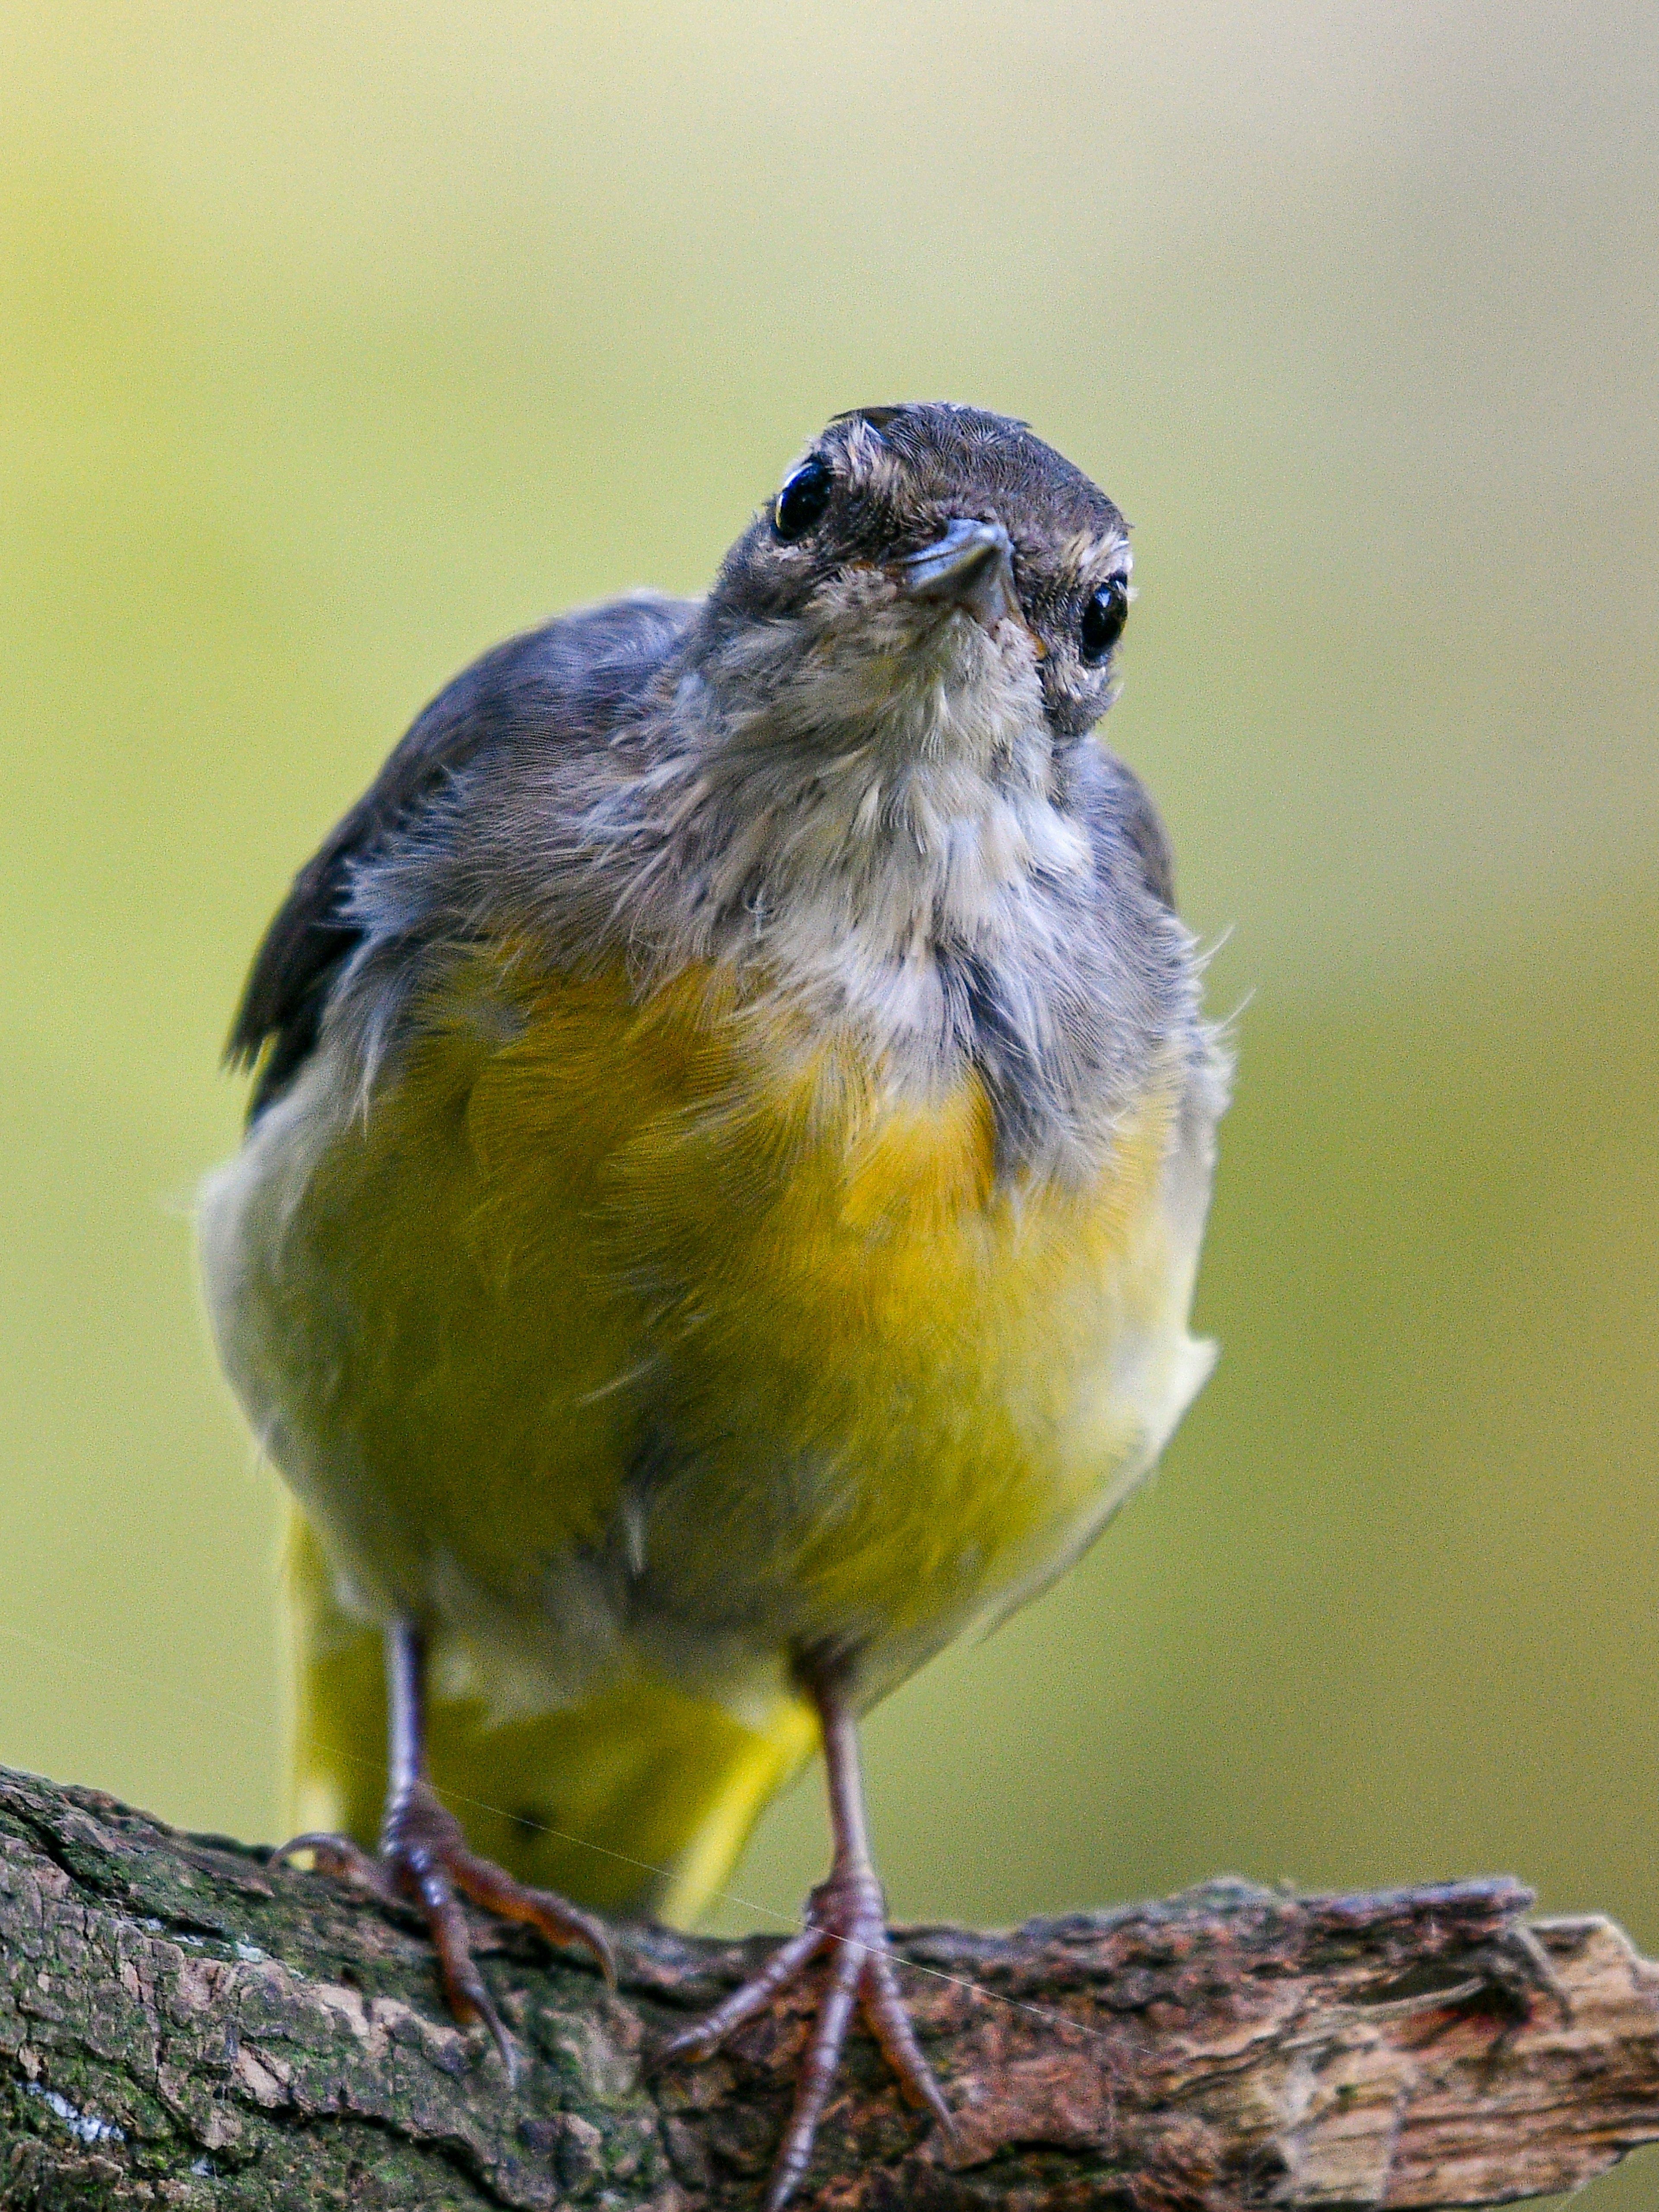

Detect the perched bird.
xmin=200 ymin=402 xmax=1226 ymax=2208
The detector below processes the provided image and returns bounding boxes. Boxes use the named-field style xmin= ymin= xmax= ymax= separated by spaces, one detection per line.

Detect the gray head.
xmin=687 ymin=404 xmax=1131 ymax=777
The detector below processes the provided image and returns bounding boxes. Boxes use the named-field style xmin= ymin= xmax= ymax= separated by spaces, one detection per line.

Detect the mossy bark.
xmin=1 ymin=1765 xmax=1656 ymax=2209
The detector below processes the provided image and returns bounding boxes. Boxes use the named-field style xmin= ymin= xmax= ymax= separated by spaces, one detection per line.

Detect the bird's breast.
xmin=203 ymin=945 xmax=1216 ymax=1710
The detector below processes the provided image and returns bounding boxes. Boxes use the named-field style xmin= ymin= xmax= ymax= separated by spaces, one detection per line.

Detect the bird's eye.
xmin=1079 ymin=577 xmax=1129 ymax=664
xmin=773 ymin=455 xmax=834 ymax=541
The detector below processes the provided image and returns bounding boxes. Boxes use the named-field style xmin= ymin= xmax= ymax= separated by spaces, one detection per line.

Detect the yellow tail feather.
xmin=283 ymin=1512 xmax=817 ymax=1926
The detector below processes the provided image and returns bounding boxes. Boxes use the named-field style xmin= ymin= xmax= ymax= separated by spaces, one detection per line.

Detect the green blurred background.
xmin=3 ymin=3 xmax=1656 ymax=2198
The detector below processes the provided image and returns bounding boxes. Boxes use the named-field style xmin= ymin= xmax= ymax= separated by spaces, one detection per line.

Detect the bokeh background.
xmin=3 ymin=3 xmax=1656 ymax=2199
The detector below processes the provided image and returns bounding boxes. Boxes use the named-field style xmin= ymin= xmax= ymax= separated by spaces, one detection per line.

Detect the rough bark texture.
xmin=1 ymin=1766 xmax=1657 ymax=2210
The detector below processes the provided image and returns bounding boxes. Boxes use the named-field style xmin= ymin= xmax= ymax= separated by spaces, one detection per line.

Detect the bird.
xmin=198 ymin=401 xmax=1227 ymax=2209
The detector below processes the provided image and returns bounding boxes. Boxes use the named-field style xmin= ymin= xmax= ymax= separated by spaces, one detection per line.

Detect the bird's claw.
xmin=271 ymin=1781 xmax=616 ymax=2083
xmin=659 ymin=1866 xmax=951 ymax=2212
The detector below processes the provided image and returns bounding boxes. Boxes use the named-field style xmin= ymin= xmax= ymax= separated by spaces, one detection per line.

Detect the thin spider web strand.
xmin=0 ymin=1617 xmax=1114 ymax=2047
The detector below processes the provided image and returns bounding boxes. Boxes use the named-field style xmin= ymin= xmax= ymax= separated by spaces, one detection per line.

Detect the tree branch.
xmin=1 ymin=1765 xmax=1656 ymax=2209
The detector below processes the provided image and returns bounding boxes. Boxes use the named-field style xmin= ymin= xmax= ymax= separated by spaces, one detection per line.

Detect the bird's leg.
xmin=273 ymin=1618 xmax=614 ymax=2078
xmin=658 ymin=1666 xmax=952 ymax=2212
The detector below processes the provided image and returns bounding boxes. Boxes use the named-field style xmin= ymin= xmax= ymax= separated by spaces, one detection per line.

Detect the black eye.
xmin=1079 ymin=576 xmax=1129 ymax=664
xmin=773 ymin=455 xmax=834 ymax=541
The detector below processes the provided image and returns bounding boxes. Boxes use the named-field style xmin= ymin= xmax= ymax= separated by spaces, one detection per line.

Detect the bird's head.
xmin=689 ymin=403 xmax=1132 ymax=783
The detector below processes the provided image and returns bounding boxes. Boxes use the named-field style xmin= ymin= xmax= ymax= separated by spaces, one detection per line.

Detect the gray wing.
xmin=1084 ymin=743 xmax=1176 ymax=909
xmin=229 ymin=594 xmax=695 ymax=1120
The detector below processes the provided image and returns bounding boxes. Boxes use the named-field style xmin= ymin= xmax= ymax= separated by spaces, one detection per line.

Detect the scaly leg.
xmin=273 ymin=1618 xmax=614 ymax=2078
xmin=659 ymin=1666 xmax=952 ymax=2211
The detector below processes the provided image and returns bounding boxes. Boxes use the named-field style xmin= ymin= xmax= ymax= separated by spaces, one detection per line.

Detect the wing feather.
xmin=227 ymin=595 xmax=694 ymax=1118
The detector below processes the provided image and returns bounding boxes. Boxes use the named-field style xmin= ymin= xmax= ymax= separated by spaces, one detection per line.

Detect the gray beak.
xmin=895 ymin=517 xmax=1020 ymax=629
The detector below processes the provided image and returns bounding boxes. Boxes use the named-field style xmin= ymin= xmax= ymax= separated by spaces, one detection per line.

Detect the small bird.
xmin=200 ymin=402 xmax=1226 ymax=2208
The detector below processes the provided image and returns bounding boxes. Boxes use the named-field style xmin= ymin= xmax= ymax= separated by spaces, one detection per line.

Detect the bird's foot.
xmin=273 ymin=1780 xmax=615 ymax=2079
xmin=659 ymin=1865 xmax=952 ymax=2212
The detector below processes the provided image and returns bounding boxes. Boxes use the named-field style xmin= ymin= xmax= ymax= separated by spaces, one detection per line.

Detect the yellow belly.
xmin=203 ymin=948 xmax=1214 ymax=1915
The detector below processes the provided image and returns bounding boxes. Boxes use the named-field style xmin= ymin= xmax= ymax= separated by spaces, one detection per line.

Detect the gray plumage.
xmin=231 ymin=402 xmax=1217 ymax=1183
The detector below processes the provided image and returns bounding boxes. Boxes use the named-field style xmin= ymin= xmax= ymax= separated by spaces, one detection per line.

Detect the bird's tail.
xmin=282 ymin=1510 xmax=817 ymax=1925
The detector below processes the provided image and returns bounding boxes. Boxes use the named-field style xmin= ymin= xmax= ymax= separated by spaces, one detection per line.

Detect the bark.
xmin=0 ymin=1766 xmax=1656 ymax=2210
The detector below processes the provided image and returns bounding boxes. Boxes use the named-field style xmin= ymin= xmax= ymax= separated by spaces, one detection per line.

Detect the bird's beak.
xmin=894 ymin=518 xmax=1020 ymax=630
